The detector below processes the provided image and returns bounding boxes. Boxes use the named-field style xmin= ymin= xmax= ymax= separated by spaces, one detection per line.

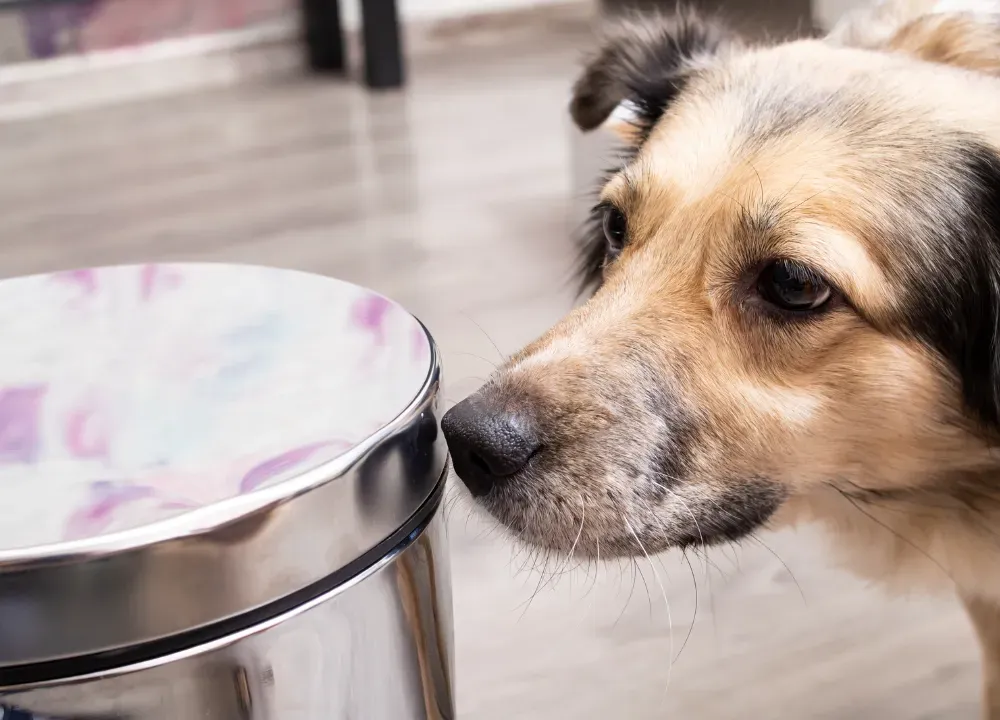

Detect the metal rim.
xmin=0 ymin=322 xmax=447 ymax=667
xmin=0 ymin=475 xmax=446 ymax=689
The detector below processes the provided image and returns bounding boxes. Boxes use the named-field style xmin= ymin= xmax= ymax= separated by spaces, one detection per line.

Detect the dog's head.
xmin=443 ymin=3 xmax=1000 ymax=557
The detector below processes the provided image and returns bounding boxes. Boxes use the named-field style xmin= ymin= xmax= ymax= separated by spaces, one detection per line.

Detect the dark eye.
xmin=757 ymin=260 xmax=832 ymax=311
xmin=602 ymin=206 xmax=627 ymax=256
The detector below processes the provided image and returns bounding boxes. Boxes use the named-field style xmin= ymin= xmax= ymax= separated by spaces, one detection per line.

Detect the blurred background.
xmin=0 ymin=0 xmax=982 ymax=716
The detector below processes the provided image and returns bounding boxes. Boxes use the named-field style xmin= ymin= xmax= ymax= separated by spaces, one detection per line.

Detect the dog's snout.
xmin=442 ymin=395 xmax=541 ymax=497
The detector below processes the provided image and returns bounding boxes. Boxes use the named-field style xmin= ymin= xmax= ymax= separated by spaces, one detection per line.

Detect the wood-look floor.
xmin=0 ymin=12 xmax=982 ymax=718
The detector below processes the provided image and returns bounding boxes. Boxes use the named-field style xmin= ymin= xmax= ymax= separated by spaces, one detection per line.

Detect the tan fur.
xmin=830 ymin=0 xmax=1000 ymax=72
xmin=967 ymin=597 xmax=1000 ymax=716
xmin=890 ymin=14 xmax=1000 ymax=71
xmin=454 ymin=5 xmax=1000 ymax=717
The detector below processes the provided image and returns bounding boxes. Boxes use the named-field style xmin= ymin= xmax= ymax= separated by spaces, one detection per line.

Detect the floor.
xmin=0 ymin=6 xmax=985 ymax=718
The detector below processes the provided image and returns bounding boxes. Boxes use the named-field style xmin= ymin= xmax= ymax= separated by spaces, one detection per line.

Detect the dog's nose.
xmin=441 ymin=395 xmax=541 ymax=497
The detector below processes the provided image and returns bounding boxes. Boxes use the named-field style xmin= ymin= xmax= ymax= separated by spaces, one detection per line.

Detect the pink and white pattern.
xmin=0 ymin=264 xmax=431 ymax=552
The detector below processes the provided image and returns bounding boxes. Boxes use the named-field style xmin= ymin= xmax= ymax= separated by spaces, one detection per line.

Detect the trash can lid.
xmin=0 ymin=264 xmax=445 ymax=671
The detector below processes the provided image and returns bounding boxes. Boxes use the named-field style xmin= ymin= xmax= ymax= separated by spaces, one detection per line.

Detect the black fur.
xmin=570 ymin=9 xmax=733 ymax=137
xmin=902 ymin=140 xmax=1000 ymax=428
xmin=673 ymin=477 xmax=788 ymax=548
xmin=576 ymin=194 xmax=615 ymax=294
xmin=643 ymin=383 xmax=699 ymax=497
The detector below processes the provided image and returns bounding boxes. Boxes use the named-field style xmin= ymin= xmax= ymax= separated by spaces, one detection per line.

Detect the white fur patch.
xmin=508 ymin=335 xmax=590 ymax=373
xmin=738 ymin=383 xmax=823 ymax=426
xmin=601 ymin=98 xmax=643 ymax=139
xmin=608 ymin=99 xmax=642 ymax=125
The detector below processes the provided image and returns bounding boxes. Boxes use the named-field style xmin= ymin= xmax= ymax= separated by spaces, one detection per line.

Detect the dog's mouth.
xmin=475 ymin=482 xmax=658 ymax=557
xmin=449 ymin=444 xmax=791 ymax=559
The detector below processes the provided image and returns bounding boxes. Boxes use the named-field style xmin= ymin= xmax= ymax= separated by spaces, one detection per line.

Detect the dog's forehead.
xmin=612 ymin=44 xmax=882 ymax=203
xmin=618 ymin=38 xmax=1000 ymax=196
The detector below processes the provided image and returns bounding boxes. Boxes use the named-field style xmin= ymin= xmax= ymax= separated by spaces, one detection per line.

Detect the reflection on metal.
xmin=1 ymin=512 xmax=454 ymax=719
xmin=233 ymin=666 xmax=252 ymax=719
xmin=396 ymin=528 xmax=455 ymax=720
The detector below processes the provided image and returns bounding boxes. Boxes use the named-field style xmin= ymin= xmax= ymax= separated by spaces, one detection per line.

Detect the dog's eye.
xmin=602 ymin=205 xmax=627 ymax=256
xmin=757 ymin=260 xmax=832 ymax=311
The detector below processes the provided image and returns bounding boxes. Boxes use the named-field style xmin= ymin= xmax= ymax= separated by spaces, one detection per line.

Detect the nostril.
xmin=469 ymin=451 xmax=492 ymax=476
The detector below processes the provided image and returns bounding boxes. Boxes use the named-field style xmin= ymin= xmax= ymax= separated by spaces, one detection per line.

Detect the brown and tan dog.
xmin=442 ymin=2 xmax=1000 ymax=716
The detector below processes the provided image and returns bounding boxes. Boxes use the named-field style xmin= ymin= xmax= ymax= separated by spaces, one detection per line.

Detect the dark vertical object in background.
xmin=597 ymin=0 xmax=815 ymax=39
xmin=302 ymin=0 xmax=345 ymax=72
xmin=361 ymin=0 xmax=405 ymax=89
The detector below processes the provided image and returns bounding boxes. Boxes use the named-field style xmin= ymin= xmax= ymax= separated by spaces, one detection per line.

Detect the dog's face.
xmin=443 ymin=8 xmax=1000 ymax=558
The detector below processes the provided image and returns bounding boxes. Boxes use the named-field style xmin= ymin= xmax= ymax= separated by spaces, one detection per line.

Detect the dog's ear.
xmin=904 ymin=142 xmax=1000 ymax=429
xmin=570 ymin=9 xmax=738 ymax=143
xmin=828 ymin=0 xmax=1000 ymax=76
xmin=949 ymin=145 xmax=1000 ymax=429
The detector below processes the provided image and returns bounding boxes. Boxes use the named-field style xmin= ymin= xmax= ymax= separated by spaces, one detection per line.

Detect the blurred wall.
xmin=0 ymin=0 xmax=577 ymax=65
xmin=340 ymin=0 xmax=571 ymax=31
xmin=0 ymin=0 xmax=294 ymax=64
xmin=812 ymin=0 xmax=864 ymax=28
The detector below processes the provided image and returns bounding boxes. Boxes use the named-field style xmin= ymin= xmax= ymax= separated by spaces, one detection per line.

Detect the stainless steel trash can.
xmin=0 ymin=263 xmax=453 ymax=719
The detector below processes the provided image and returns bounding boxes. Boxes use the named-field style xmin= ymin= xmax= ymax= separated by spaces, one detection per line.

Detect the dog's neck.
xmin=781 ymin=466 xmax=1000 ymax=602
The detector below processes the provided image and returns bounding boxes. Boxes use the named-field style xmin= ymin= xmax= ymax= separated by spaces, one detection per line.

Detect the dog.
xmin=441 ymin=1 xmax=1000 ymax=716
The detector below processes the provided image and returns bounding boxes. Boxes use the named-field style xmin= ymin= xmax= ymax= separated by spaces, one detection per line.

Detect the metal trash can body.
xmin=0 ymin=264 xmax=453 ymax=719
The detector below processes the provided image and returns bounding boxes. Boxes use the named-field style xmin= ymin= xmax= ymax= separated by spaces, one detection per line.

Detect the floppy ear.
xmin=828 ymin=0 xmax=1000 ymax=76
xmin=899 ymin=141 xmax=1000 ymax=429
xmin=569 ymin=9 xmax=739 ymax=143
xmin=943 ymin=145 xmax=1000 ymax=429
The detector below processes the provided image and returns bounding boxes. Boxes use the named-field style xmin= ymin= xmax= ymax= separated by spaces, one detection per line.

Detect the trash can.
xmin=0 ymin=263 xmax=453 ymax=719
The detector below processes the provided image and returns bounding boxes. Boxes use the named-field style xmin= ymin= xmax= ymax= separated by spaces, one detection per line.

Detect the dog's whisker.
xmin=747 ymin=157 xmax=765 ymax=208
xmin=516 ymin=563 xmax=550 ymax=619
xmin=517 ymin=531 xmax=574 ymax=620
xmin=634 ymin=555 xmax=655 ymax=620
xmin=515 ymin=539 xmax=541 ymax=577
xmin=526 ymin=547 xmax=545 ymax=577
xmin=459 ymin=311 xmax=506 ymax=362
xmin=625 ymin=517 xmax=675 ymax=700
xmin=657 ymin=481 xmax=709 ymax=573
xmin=614 ymin=557 xmax=641 ymax=627
xmin=695 ymin=546 xmax=727 ymax=576
xmin=450 ymin=351 xmax=500 ymax=370
xmin=703 ymin=547 xmax=719 ymax=640
xmin=587 ymin=536 xmax=602 ymax=610
xmin=749 ymin=534 xmax=806 ymax=605
xmin=719 ymin=542 xmax=741 ymax=572
xmin=834 ymin=481 xmax=1000 ymax=548
xmin=676 ymin=549 xmax=699 ymax=664
xmin=832 ymin=487 xmax=955 ymax=583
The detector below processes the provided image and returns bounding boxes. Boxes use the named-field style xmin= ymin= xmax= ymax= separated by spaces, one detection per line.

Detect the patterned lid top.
xmin=0 ymin=263 xmax=433 ymax=554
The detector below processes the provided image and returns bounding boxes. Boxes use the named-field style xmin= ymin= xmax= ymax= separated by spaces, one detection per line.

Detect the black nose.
xmin=441 ymin=395 xmax=541 ymax=497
